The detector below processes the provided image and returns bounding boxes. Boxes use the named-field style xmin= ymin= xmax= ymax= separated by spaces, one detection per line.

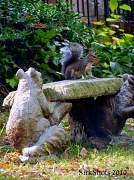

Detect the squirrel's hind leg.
xmin=71 ymin=69 xmax=79 ymax=80
xmin=70 ymin=69 xmax=75 ymax=79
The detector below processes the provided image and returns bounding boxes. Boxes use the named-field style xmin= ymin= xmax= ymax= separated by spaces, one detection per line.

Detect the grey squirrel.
xmin=60 ymin=43 xmax=99 ymax=79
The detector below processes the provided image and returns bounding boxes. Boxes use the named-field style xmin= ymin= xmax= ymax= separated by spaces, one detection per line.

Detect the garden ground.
xmin=0 ymin=111 xmax=134 ymax=180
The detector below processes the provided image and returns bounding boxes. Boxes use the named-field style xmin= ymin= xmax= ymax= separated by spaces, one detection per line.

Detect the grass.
xmin=0 ymin=111 xmax=134 ymax=180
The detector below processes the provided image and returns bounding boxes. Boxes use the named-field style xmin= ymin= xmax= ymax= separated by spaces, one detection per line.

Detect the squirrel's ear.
xmin=28 ymin=67 xmax=37 ymax=77
xmin=128 ymin=75 xmax=134 ymax=84
xmin=88 ymin=51 xmax=94 ymax=56
xmin=16 ymin=69 xmax=25 ymax=79
xmin=122 ymin=74 xmax=129 ymax=82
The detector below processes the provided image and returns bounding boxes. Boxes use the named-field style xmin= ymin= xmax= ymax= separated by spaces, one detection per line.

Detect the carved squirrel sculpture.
xmin=69 ymin=74 xmax=134 ymax=146
xmin=60 ymin=43 xmax=99 ymax=79
xmin=6 ymin=67 xmax=72 ymax=162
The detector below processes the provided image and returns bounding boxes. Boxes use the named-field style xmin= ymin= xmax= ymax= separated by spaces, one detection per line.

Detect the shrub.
xmin=91 ymin=29 xmax=134 ymax=78
xmin=89 ymin=0 xmax=134 ymax=78
xmin=0 ymin=0 xmax=134 ymax=92
xmin=0 ymin=0 xmax=93 ymax=90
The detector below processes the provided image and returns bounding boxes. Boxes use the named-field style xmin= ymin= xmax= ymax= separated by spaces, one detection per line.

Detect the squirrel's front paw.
xmin=90 ymin=76 xmax=98 ymax=79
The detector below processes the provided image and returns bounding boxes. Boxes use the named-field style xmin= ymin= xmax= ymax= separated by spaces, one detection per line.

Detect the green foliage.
xmin=0 ymin=0 xmax=134 ymax=91
xmin=91 ymin=32 xmax=134 ymax=77
xmin=120 ymin=4 xmax=131 ymax=11
xmin=110 ymin=0 xmax=118 ymax=11
xmin=110 ymin=0 xmax=132 ymax=12
xmin=0 ymin=0 xmax=92 ymax=90
xmin=91 ymin=0 xmax=134 ymax=78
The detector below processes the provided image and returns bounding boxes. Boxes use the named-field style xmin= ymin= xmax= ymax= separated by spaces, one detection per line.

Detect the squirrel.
xmin=60 ymin=43 xmax=99 ymax=80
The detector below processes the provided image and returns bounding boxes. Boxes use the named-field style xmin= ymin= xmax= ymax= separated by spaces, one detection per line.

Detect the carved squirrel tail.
xmin=60 ymin=43 xmax=83 ymax=76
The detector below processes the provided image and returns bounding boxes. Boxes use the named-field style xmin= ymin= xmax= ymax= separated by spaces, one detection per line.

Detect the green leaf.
xmin=97 ymin=32 xmax=107 ymax=37
xmin=102 ymin=70 xmax=113 ymax=74
xmin=106 ymin=18 xmax=116 ymax=22
xmin=105 ymin=74 xmax=115 ymax=78
xmin=50 ymin=45 xmax=56 ymax=52
xmin=6 ymin=78 xmax=17 ymax=88
xmin=36 ymin=29 xmax=56 ymax=41
xmin=110 ymin=0 xmax=118 ymax=11
xmin=119 ymin=29 xmax=124 ymax=32
xmin=13 ymin=64 xmax=19 ymax=68
xmin=119 ymin=4 xmax=131 ymax=11
xmin=110 ymin=62 xmax=119 ymax=74
xmin=44 ymin=30 xmax=56 ymax=39
xmin=110 ymin=14 xmax=122 ymax=19
xmin=116 ymin=56 xmax=130 ymax=63
xmin=45 ymin=52 xmax=53 ymax=56
xmin=41 ymin=63 xmax=60 ymax=77
xmin=1 ymin=58 xmax=9 ymax=63
xmin=123 ymin=33 xmax=134 ymax=38
xmin=36 ymin=29 xmax=46 ymax=37
xmin=0 ymin=45 xmax=6 ymax=51
xmin=100 ymin=52 xmax=111 ymax=62
xmin=41 ymin=37 xmax=49 ymax=43
xmin=4 ymin=65 xmax=10 ymax=71
xmin=93 ymin=21 xmax=104 ymax=25
xmin=54 ymin=53 xmax=62 ymax=58
xmin=52 ymin=57 xmax=59 ymax=66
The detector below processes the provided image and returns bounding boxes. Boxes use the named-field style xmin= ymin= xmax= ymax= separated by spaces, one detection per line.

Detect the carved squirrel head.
xmin=119 ymin=74 xmax=134 ymax=106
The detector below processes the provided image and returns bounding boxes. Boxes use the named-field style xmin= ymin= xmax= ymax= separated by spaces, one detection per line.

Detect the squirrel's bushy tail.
xmin=60 ymin=43 xmax=83 ymax=75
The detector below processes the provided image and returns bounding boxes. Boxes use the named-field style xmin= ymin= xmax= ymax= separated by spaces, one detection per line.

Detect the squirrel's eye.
xmin=93 ymin=55 xmax=96 ymax=58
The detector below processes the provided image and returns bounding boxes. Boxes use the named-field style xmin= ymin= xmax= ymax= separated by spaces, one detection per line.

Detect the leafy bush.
xmin=0 ymin=0 xmax=92 ymax=90
xmin=91 ymin=29 xmax=134 ymax=78
xmin=0 ymin=0 xmax=134 ymax=93
xmin=90 ymin=0 xmax=134 ymax=78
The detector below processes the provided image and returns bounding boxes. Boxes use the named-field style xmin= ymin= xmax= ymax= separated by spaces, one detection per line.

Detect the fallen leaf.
xmin=1 ymin=163 xmax=11 ymax=169
xmin=8 ymin=152 xmax=20 ymax=159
